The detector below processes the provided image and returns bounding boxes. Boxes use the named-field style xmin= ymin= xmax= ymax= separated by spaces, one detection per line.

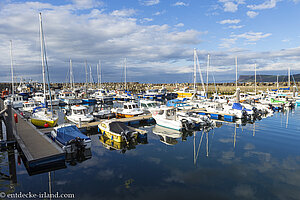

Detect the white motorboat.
xmin=139 ymin=99 xmax=160 ymax=114
xmin=66 ymin=105 xmax=94 ymax=123
xmin=152 ymin=107 xmax=195 ymax=131
xmin=32 ymin=92 xmax=60 ymax=106
xmin=58 ymin=90 xmax=82 ymax=105
xmin=112 ymin=102 xmax=144 ymax=118
xmin=21 ymin=100 xmax=40 ymax=112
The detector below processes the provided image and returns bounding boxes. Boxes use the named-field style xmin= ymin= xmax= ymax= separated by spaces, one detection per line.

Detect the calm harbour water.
xmin=1 ymin=107 xmax=300 ymax=200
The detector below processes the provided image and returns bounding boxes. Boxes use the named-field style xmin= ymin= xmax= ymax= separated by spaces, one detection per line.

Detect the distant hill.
xmin=238 ymin=74 xmax=300 ymax=82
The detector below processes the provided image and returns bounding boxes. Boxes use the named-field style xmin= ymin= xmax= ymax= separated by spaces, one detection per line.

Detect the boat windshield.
xmin=73 ymin=109 xmax=86 ymax=115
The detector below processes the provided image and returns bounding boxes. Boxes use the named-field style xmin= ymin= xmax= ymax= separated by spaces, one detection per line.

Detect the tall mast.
xmin=39 ymin=13 xmax=46 ymax=100
xmin=288 ymin=66 xmax=290 ymax=89
xmin=99 ymin=60 xmax=102 ymax=88
xmin=69 ymin=59 xmax=73 ymax=89
xmin=206 ymin=54 xmax=210 ymax=96
xmin=254 ymin=63 xmax=256 ymax=95
xmin=97 ymin=63 xmax=99 ymax=88
xmin=277 ymin=74 xmax=279 ymax=89
xmin=89 ymin=65 xmax=93 ymax=87
xmin=97 ymin=60 xmax=102 ymax=88
xmin=85 ymin=60 xmax=88 ymax=87
xmin=235 ymin=56 xmax=238 ymax=90
xmin=124 ymin=58 xmax=127 ymax=91
xmin=193 ymin=49 xmax=197 ymax=92
xmin=10 ymin=40 xmax=14 ymax=95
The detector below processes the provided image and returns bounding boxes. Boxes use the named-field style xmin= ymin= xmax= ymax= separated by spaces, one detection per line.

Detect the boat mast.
xmin=254 ymin=63 xmax=256 ymax=95
xmin=124 ymin=58 xmax=127 ymax=91
xmin=9 ymin=40 xmax=14 ymax=96
xmin=206 ymin=54 xmax=210 ymax=97
xmin=70 ymin=59 xmax=74 ymax=90
xmin=39 ymin=13 xmax=46 ymax=102
xmin=99 ymin=60 xmax=102 ymax=89
xmin=85 ymin=60 xmax=88 ymax=97
xmin=195 ymin=49 xmax=206 ymax=94
xmin=288 ymin=66 xmax=291 ymax=89
xmin=193 ymin=49 xmax=197 ymax=92
xmin=235 ymin=56 xmax=238 ymax=90
xmin=277 ymin=74 xmax=279 ymax=89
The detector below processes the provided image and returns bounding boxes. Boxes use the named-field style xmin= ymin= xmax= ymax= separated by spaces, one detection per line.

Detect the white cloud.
xmin=219 ymin=19 xmax=241 ymax=24
xmin=110 ymin=9 xmax=136 ymax=17
xmin=71 ymin=0 xmax=103 ymax=9
xmin=247 ymin=11 xmax=259 ymax=18
xmin=224 ymin=2 xmax=238 ymax=12
xmin=0 ymin=1 xmax=204 ymax=82
xmin=233 ymin=31 xmax=272 ymax=42
xmin=218 ymin=0 xmax=245 ymax=12
xmin=172 ymin=2 xmax=189 ymax=6
xmin=247 ymin=0 xmax=280 ymax=10
xmin=175 ymin=23 xmax=184 ymax=27
xmin=229 ymin=25 xmax=244 ymax=29
xmin=140 ymin=18 xmax=153 ymax=23
xmin=219 ymin=38 xmax=237 ymax=48
xmin=141 ymin=0 xmax=160 ymax=6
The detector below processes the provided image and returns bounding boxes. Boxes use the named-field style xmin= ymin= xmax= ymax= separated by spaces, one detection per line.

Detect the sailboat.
xmin=31 ymin=13 xmax=58 ymax=128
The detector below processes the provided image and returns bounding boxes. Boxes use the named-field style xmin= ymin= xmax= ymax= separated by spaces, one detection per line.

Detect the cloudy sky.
xmin=1 ymin=0 xmax=300 ymax=83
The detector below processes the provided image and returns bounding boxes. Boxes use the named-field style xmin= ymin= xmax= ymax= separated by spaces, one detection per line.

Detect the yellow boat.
xmin=30 ymin=108 xmax=58 ymax=127
xmin=99 ymin=135 xmax=137 ymax=151
xmin=98 ymin=120 xmax=138 ymax=143
xmin=176 ymin=87 xmax=195 ymax=99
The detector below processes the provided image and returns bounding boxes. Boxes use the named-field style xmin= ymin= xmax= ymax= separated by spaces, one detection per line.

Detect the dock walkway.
xmin=0 ymin=99 xmax=66 ymax=175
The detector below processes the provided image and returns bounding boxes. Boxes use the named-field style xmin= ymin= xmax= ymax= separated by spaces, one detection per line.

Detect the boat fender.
xmin=14 ymin=113 xmax=18 ymax=123
xmin=44 ymin=123 xmax=49 ymax=128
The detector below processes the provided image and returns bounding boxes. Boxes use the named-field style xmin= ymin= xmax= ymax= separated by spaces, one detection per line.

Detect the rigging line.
xmin=291 ymin=74 xmax=298 ymax=91
xmin=42 ymin=28 xmax=54 ymax=115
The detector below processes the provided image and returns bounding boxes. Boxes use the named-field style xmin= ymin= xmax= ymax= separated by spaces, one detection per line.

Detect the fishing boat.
xmin=58 ymin=90 xmax=82 ymax=105
xmin=152 ymin=107 xmax=195 ymax=131
xmin=31 ymin=107 xmax=58 ymax=127
xmin=92 ymin=104 xmax=115 ymax=119
xmin=66 ymin=105 xmax=94 ymax=123
xmin=51 ymin=124 xmax=91 ymax=153
xmin=21 ymin=100 xmax=40 ymax=112
xmin=32 ymin=92 xmax=60 ymax=106
xmin=139 ymin=99 xmax=160 ymax=114
xmin=5 ymin=94 xmax=24 ymax=109
xmin=98 ymin=121 xmax=138 ymax=143
xmin=112 ymin=102 xmax=144 ymax=118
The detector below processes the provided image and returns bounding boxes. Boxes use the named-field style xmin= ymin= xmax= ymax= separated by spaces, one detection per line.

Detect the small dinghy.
xmin=51 ymin=124 xmax=91 ymax=153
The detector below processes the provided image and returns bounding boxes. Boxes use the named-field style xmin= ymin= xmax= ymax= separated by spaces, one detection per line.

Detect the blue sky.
xmin=0 ymin=0 xmax=300 ymax=83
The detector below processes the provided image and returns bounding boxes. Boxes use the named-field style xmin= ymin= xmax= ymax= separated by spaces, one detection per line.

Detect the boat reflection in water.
xmin=152 ymin=125 xmax=182 ymax=145
xmin=65 ymin=148 xmax=92 ymax=166
xmin=99 ymin=135 xmax=139 ymax=154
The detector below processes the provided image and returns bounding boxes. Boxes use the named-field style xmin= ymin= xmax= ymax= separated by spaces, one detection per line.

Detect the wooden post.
xmin=5 ymin=103 xmax=14 ymax=142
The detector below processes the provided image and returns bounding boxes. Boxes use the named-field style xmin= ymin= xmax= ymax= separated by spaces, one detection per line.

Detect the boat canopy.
xmin=232 ymin=103 xmax=251 ymax=111
xmin=56 ymin=125 xmax=90 ymax=146
xmin=109 ymin=122 xmax=135 ymax=134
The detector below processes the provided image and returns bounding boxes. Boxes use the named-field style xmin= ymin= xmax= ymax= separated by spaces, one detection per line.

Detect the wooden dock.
xmin=0 ymin=99 xmax=66 ymax=175
xmin=77 ymin=114 xmax=153 ymax=130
